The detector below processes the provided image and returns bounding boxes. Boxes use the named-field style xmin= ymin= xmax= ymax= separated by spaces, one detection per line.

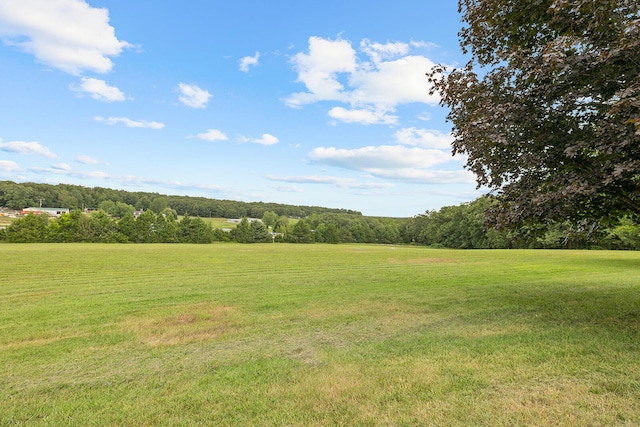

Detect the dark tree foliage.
xmin=1 ymin=210 xmax=227 ymax=244
xmin=285 ymin=219 xmax=314 ymax=243
xmin=405 ymin=197 xmax=513 ymax=248
xmin=0 ymin=181 xmax=361 ymax=218
xmin=230 ymin=218 xmax=272 ymax=243
xmin=4 ymin=213 xmax=48 ymax=243
xmin=2 ymin=196 xmax=637 ymax=248
xmin=249 ymin=220 xmax=272 ymax=243
xmin=429 ymin=0 xmax=640 ymax=227
xmin=402 ymin=196 xmax=640 ymax=249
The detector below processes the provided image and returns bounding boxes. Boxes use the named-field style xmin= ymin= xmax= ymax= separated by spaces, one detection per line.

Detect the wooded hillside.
xmin=0 ymin=181 xmax=361 ymax=218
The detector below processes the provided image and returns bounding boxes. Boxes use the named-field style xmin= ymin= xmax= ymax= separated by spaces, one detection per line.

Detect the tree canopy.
xmin=0 ymin=181 xmax=362 ymax=218
xmin=430 ymin=0 xmax=640 ymax=227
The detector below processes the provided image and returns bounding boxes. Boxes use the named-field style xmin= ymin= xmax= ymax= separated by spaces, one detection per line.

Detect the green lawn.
xmin=1 ymin=244 xmax=639 ymax=426
xmin=193 ymin=217 xmax=237 ymax=229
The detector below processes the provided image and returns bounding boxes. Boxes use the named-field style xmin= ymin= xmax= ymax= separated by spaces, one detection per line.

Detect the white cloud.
xmin=120 ymin=175 xmax=226 ymax=193
xmin=30 ymin=164 xmax=111 ymax=180
xmin=417 ymin=112 xmax=432 ymax=121
xmin=0 ymin=0 xmax=131 ymax=74
xmin=265 ymin=174 xmax=393 ymax=189
xmin=94 ymin=116 xmax=165 ymax=129
xmin=75 ymin=155 xmax=101 ymax=165
xmin=0 ymin=160 xmax=20 ymax=172
xmin=194 ymin=129 xmax=228 ymax=142
xmin=70 ymin=77 xmax=125 ymax=102
xmin=0 ymin=139 xmax=56 ymax=158
xmin=364 ymin=168 xmax=476 ymax=184
xmin=286 ymin=36 xmax=357 ymax=107
xmin=52 ymin=162 xmax=71 ymax=171
xmin=348 ymin=55 xmax=439 ymax=107
xmin=309 ymin=145 xmax=451 ymax=170
xmin=75 ymin=170 xmax=109 ymax=179
xmin=360 ymin=39 xmax=410 ymax=64
xmin=328 ymin=107 xmax=398 ymax=125
xmin=393 ymin=128 xmax=453 ymax=149
xmin=238 ymin=134 xmax=279 ymax=145
xmin=239 ymin=52 xmax=260 ymax=72
xmin=410 ymin=40 xmax=438 ymax=50
xmin=253 ymin=134 xmax=279 ymax=146
xmin=306 ymin=144 xmax=472 ymax=185
xmin=285 ymin=36 xmax=443 ymax=125
xmin=178 ymin=83 xmax=211 ymax=108
xmin=271 ymin=184 xmax=304 ymax=193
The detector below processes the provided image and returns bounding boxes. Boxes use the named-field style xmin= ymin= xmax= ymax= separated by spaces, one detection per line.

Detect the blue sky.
xmin=0 ymin=0 xmax=483 ymax=217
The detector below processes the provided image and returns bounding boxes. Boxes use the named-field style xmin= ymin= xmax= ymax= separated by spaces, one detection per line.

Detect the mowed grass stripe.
xmin=1 ymin=244 xmax=639 ymax=426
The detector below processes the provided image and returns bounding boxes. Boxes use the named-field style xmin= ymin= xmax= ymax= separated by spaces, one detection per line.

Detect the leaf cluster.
xmin=430 ymin=0 xmax=640 ymax=227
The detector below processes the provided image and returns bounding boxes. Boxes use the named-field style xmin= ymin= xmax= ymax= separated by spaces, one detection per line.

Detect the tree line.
xmin=0 ymin=181 xmax=361 ymax=218
xmin=403 ymin=197 xmax=640 ymax=250
xmin=0 ymin=209 xmax=404 ymax=245
xmin=2 ymin=197 xmax=638 ymax=249
xmin=2 ymin=210 xmax=218 ymax=244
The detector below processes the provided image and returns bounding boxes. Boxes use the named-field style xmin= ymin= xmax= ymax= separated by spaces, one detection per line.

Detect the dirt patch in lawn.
xmin=120 ymin=303 xmax=239 ymax=347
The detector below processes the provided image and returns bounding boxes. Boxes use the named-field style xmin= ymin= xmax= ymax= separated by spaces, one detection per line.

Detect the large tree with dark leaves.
xmin=430 ymin=0 xmax=640 ymax=227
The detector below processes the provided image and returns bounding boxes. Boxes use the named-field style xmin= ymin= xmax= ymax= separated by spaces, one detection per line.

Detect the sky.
xmin=0 ymin=0 xmax=484 ymax=217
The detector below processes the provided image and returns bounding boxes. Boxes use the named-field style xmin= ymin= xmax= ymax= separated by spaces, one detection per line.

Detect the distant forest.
xmin=0 ymin=180 xmax=361 ymax=218
xmin=1 ymin=181 xmax=638 ymax=250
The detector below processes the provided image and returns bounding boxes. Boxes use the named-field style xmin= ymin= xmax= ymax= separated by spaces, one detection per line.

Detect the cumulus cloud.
xmin=328 ymin=107 xmax=398 ymax=125
xmin=29 ymin=164 xmax=110 ymax=180
xmin=359 ymin=39 xmax=410 ymax=64
xmin=51 ymin=162 xmax=71 ymax=171
xmin=306 ymin=143 xmax=471 ymax=185
xmin=75 ymin=155 xmax=101 ymax=165
xmin=193 ymin=129 xmax=228 ymax=142
xmin=265 ymin=174 xmax=393 ymax=189
xmin=364 ymin=168 xmax=476 ymax=184
xmin=70 ymin=77 xmax=125 ymax=102
xmin=0 ymin=160 xmax=20 ymax=172
xmin=239 ymin=52 xmax=260 ymax=72
xmin=178 ymin=83 xmax=211 ymax=108
xmin=285 ymin=36 xmax=442 ymax=125
xmin=0 ymin=139 xmax=56 ymax=158
xmin=309 ymin=145 xmax=451 ymax=170
xmin=94 ymin=116 xmax=165 ymax=129
xmin=0 ymin=0 xmax=131 ymax=74
xmin=238 ymin=134 xmax=279 ymax=145
xmin=393 ymin=128 xmax=454 ymax=149
xmin=349 ymin=55 xmax=439 ymax=107
xmin=253 ymin=134 xmax=279 ymax=146
xmin=410 ymin=40 xmax=439 ymax=50
xmin=286 ymin=36 xmax=356 ymax=107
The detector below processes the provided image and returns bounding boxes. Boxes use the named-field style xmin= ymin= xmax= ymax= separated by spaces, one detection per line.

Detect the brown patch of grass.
xmin=286 ymin=339 xmax=324 ymax=366
xmin=476 ymin=379 xmax=639 ymax=426
xmin=315 ymin=366 xmax=365 ymax=401
xmin=120 ymin=303 xmax=238 ymax=347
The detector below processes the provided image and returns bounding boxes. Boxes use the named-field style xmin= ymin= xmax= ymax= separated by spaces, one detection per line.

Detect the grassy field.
xmin=195 ymin=217 xmax=237 ymax=229
xmin=1 ymin=244 xmax=639 ymax=426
